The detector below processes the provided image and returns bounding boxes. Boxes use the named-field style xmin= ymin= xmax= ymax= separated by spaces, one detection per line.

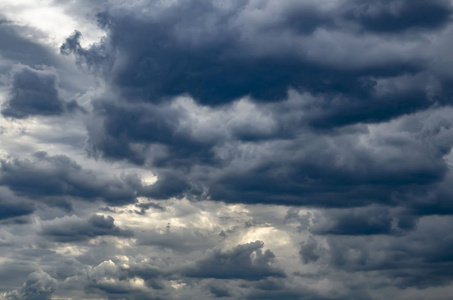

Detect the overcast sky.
xmin=1 ymin=0 xmax=453 ymax=299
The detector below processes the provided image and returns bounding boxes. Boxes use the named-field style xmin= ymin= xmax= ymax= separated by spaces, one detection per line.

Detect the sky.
xmin=1 ymin=0 xmax=453 ymax=299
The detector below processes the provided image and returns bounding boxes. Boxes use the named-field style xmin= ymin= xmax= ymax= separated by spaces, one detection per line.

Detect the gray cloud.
xmin=2 ymin=270 xmax=57 ymax=300
xmin=0 ymin=152 xmax=140 ymax=208
xmin=298 ymin=215 xmax=453 ymax=289
xmin=299 ymin=236 xmax=322 ymax=264
xmin=0 ymin=187 xmax=35 ymax=222
xmin=290 ymin=206 xmax=397 ymax=236
xmin=184 ymin=241 xmax=285 ymax=280
xmin=1 ymin=66 xmax=69 ymax=119
xmin=41 ymin=214 xmax=133 ymax=243
xmin=55 ymin=0 xmax=453 ymax=214
xmin=347 ymin=0 xmax=452 ymax=33
xmin=0 ymin=21 xmax=59 ymax=68
xmin=209 ymin=284 xmax=231 ymax=298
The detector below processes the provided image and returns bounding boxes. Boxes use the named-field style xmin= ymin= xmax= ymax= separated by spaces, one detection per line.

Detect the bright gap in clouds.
xmin=0 ymin=0 xmax=104 ymax=49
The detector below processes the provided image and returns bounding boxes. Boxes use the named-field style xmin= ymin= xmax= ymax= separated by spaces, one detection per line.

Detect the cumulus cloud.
xmin=323 ymin=215 xmax=453 ymax=288
xmin=2 ymin=270 xmax=57 ymax=300
xmin=184 ymin=241 xmax=285 ymax=280
xmin=0 ymin=152 xmax=140 ymax=208
xmin=1 ymin=65 xmax=76 ymax=119
xmin=209 ymin=284 xmax=231 ymax=298
xmin=56 ymin=0 xmax=453 ymax=212
xmin=41 ymin=214 xmax=133 ymax=243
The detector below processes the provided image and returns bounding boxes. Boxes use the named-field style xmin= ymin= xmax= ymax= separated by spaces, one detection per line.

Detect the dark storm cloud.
xmin=86 ymin=98 xmax=453 ymax=209
xmin=184 ymin=241 xmax=285 ymax=280
xmin=86 ymin=96 xmax=283 ymax=167
xmin=87 ymin=100 xmax=215 ymax=168
xmin=322 ymin=215 xmax=453 ymax=288
xmin=66 ymin=6 xmax=437 ymax=126
xmin=347 ymin=0 xmax=452 ymax=33
xmin=274 ymin=4 xmax=335 ymax=35
xmin=41 ymin=214 xmax=133 ymax=243
xmin=400 ymin=171 xmax=453 ymax=216
xmin=57 ymin=0 xmax=453 ymax=213
xmin=0 ymin=188 xmax=35 ymax=221
xmin=287 ymin=215 xmax=453 ymax=290
xmin=289 ymin=206 xmax=395 ymax=236
xmin=0 ymin=152 xmax=139 ymax=207
xmin=209 ymin=285 xmax=231 ymax=298
xmin=62 ymin=0 xmax=432 ymax=111
xmin=208 ymin=119 xmax=451 ymax=206
xmin=0 ymin=0 xmax=452 ymax=297
xmin=1 ymin=65 xmax=78 ymax=119
xmin=89 ymin=3 xmax=302 ymax=105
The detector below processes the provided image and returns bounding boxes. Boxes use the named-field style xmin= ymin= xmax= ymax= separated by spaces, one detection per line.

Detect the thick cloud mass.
xmin=1 ymin=66 xmax=65 ymax=118
xmin=59 ymin=0 xmax=453 ymax=210
xmin=0 ymin=152 xmax=140 ymax=208
xmin=2 ymin=0 xmax=453 ymax=299
xmin=0 ymin=187 xmax=35 ymax=222
xmin=184 ymin=241 xmax=284 ymax=280
xmin=2 ymin=270 xmax=57 ymax=300
xmin=41 ymin=214 xmax=133 ymax=242
xmin=350 ymin=0 xmax=452 ymax=33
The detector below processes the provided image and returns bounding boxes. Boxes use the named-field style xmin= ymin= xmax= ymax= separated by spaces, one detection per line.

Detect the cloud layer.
xmin=1 ymin=0 xmax=453 ymax=299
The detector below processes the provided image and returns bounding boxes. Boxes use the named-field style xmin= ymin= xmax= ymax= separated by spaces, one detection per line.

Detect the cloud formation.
xmin=1 ymin=0 xmax=453 ymax=299
xmin=184 ymin=241 xmax=285 ymax=280
xmin=1 ymin=65 xmax=69 ymax=119
xmin=41 ymin=214 xmax=133 ymax=243
xmin=0 ymin=152 xmax=140 ymax=208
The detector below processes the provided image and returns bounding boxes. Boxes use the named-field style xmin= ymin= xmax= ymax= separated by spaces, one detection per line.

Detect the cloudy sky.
xmin=1 ymin=0 xmax=453 ymax=299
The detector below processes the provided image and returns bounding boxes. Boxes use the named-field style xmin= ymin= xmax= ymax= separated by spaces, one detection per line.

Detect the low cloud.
xmin=184 ymin=241 xmax=285 ymax=280
xmin=1 ymin=65 xmax=79 ymax=119
xmin=0 ymin=152 xmax=140 ymax=208
xmin=41 ymin=214 xmax=133 ymax=243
